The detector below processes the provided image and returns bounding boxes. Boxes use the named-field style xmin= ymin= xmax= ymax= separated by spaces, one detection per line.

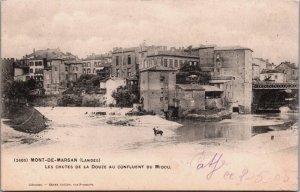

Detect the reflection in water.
xmin=174 ymin=113 xmax=297 ymax=143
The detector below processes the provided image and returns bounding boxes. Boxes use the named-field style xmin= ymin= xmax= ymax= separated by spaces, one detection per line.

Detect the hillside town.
xmin=2 ymin=42 xmax=298 ymax=120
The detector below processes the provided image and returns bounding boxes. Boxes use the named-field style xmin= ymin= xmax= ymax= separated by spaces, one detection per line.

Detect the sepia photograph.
xmin=1 ymin=0 xmax=299 ymax=190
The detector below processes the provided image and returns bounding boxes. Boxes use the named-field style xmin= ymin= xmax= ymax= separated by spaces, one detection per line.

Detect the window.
xmin=160 ymin=76 xmax=165 ymax=82
xmin=73 ymin=67 xmax=75 ymax=71
xmin=30 ymin=69 xmax=33 ymax=73
xmin=83 ymin=63 xmax=86 ymax=67
xmin=87 ymin=69 xmax=91 ymax=74
xmin=169 ymin=59 xmax=173 ymax=67
xmin=35 ymin=61 xmax=39 ymax=66
xmin=88 ymin=62 xmax=91 ymax=67
xmin=127 ymin=55 xmax=131 ymax=65
xmin=160 ymin=97 xmax=163 ymax=102
xmin=65 ymin=67 xmax=68 ymax=71
xmin=39 ymin=61 xmax=42 ymax=66
xmin=54 ymin=67 xmax=57 ymax=71
xmin=165 ymin=97 xmax=168 ymax=100
xmin=94 ymin=61 xmax=97 ymax=66
xmin=76 ymin=67 xmax=78 ymax=71
xmin=93 ymin=68 xmax=95 ymax=73
xmin=175 ymin=60 xmax=178 ymax=67
xmin=116 ymin=69 xmax=119 ymax=77
xmin=116 ymin=56 xmax=119 ymax=65
xmin=275 ymin=75 xmax=278 ymax=79
xmin=83 ymin=69 xmax=86 ymax=74
xmin=127 ymin=68 xmax=131 ymax=76
xmin=180 ymin=60 xmax=183 ymax=67
xmin=164 ymin=59 xmax=168 ymax=67
xmin=29 ymin=62 xmax=33 ymax=66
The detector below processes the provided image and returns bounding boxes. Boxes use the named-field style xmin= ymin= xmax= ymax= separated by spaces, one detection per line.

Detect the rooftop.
xmin=84 ymin=53 xmax=112 ymax=60
xmin=112 ymin=47 xmax=139 ymax=53
xmin=23 ymin=48 xmax=78 ymax=60
xmin=261 ymin=69 xmax=285 ymax=74
xmin=276 ymin=62 xmax=298 ymax=70
xmin=214 ymin=46 xmax=253 ymax=52
xmin=140 ymin=66 xmax=178 ymax=72
xmin=147 ymin=50 xmax=199 ymax=59
xmin=176 ymin=84 xmax=223 ymax=92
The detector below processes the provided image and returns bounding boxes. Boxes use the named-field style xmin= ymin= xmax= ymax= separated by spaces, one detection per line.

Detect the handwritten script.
xmin=191 ymin=152 xmax=291 ymax=184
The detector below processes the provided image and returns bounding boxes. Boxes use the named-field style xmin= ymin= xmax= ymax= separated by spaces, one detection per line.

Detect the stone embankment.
xmin=3 ymin=104 xmax=48 ymax=133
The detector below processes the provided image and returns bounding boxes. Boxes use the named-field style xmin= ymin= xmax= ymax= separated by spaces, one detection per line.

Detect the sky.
xmin=1 ymin=0 xmax=299 ymax=64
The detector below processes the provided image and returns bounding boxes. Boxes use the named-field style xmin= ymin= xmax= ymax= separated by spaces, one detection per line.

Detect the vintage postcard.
xmin=1 ymin=0 xmax=299 ymax=191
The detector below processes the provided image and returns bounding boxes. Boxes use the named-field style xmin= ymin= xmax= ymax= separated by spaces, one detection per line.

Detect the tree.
xmin=112 ymin=85 xmax=139 ymax=107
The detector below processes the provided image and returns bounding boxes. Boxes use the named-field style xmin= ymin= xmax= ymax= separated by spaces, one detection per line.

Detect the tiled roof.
xmin=24 ymin=48 xmax=77 ymax=60
xmin=276 ymin=62 xmax=298 ymax=70
xmin=215 ymin=46 xmax=253 ymax=52
xmin=261 ymin=69 xmax=284 ymax=74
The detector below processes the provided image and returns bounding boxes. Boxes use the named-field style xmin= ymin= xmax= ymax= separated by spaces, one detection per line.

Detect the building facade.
xmin=111 ymin=47 xmax=139 ymax=78
xmin=82 ymin=53 xmax=112 ymax=75
xmin=213 ymin=46 xmax=253 ymax=113
xmin=143 ymin=50 xmax=199 ymax=70
xmin=275 ymin=62 xmax=298 ymax=82
xmin=260 ymin=69 xmax=287 ymax=83
xmin=140 ymin=66 xmax=177 ymax=114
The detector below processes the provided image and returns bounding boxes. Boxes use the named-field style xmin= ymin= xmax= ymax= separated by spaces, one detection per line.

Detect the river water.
xmin=1 ymin=107 xmax=298 ymax=190
xmin=173 ymin=113 xmax=298 ymax=144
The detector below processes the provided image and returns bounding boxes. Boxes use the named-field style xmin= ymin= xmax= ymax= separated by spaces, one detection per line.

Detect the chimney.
xmin=33 ymin=48 xmax=36 ymax=58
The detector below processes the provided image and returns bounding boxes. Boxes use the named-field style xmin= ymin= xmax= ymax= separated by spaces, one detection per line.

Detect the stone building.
xmin=260 ymin=69 xmax=287 ymax=83
xmin=275 ymin=62 xmax=298 ymax=82
xmin=184 ymin=45 xmax=253 ymax=112
xmin=111 ymin=47 xmax=139 ymax=78
xmin=65 ymin=60 xmax=83 ymax=85
xmin=140 ymin=66 xmax=177 ymax=114
xmin=143 ymin=49 xmax=199 ymax=70
xmin=137 ymin=45 xmax=167 ymax=70
xmin=213 ymin=46 xmax=253 ymax=113
xmin=82 ymin=53 xmax=112 ymax=75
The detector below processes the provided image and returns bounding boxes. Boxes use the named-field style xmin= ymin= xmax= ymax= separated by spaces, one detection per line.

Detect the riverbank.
xmin=1 ymin=107 xmax=298 ymax=191
xmin=2 ymin=104 xmax=48 ymax=134
xmin=184 ymin=110 xmax=232 ymax=121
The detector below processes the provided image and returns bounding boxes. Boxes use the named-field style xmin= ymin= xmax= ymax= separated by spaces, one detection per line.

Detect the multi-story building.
xmin=16 ymin=48 xmax=79 ymax=94
xmin=65 ymin=60 xmax=83 ymax=84
xmin=137 ymin=45 xmax=167 ymax=70
xmin=111 ymin=47 xmax=140 ymax=78
xmin=143 ymin=49 xmax=199 ymax=70
xmin=82 ymin=53 xmax=112 ymax=75
xmin=275 ymin=62 xmax=298 ymax=82
xmin=139 ymin=66 xmax=177 ymax=114
xmin=184 ymin=44 xmax=216 ymax=72
xmin=28 ymin=59 xmax=44 ymax=81
xmin=213 ymin=46 xmax=253 ymax=113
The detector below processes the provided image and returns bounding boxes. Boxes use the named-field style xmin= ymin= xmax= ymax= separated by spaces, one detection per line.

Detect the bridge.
xmin=253 ymin=82 xmax=298 ymax=90
xmin=252 ymin=82 xmax=298 ymax=113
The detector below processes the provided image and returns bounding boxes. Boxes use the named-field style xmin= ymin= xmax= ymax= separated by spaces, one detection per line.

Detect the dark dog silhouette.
xmin=153 ymin=128 xmax=163 ymax=136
